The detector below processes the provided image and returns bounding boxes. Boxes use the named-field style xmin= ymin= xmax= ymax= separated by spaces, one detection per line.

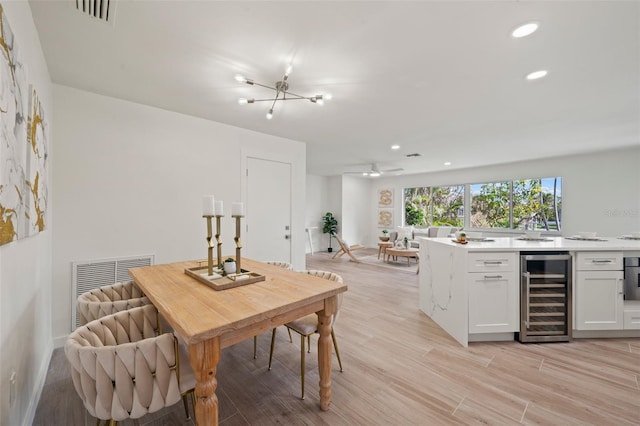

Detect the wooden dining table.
xmin=129 ymin=258 xmax=347 ymax=426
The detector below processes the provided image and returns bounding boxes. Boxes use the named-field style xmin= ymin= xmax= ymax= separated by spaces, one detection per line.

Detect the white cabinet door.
xmin=468 ymin=271 xmax=519 ymax=333
xmin=575 ymin=270 xmax=624 ymax=330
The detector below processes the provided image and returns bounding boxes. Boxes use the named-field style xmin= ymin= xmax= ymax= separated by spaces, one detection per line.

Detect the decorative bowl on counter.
xmin=525 ymin=230 xmax=541 ymax=239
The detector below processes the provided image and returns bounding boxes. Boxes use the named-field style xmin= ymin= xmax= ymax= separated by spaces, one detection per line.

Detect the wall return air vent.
xmin=71 ymin=254 xmax=154 ymax=329
xmin=73 ymin=0 xmax=116 ymax=24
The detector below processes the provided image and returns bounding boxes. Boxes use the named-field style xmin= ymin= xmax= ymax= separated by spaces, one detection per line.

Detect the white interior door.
xmin=245 ymin=157 xmax=292 ymax=263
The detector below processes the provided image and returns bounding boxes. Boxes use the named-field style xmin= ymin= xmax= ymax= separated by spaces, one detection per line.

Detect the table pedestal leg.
xmin=189 ymin=337 xmax=221 ymax=426
xmin=317 ymin=295 xmax=337 ymax=411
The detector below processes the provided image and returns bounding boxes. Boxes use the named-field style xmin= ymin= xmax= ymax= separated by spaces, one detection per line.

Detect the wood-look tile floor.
xmin=34 ymin=249 xmax=640 ymax=425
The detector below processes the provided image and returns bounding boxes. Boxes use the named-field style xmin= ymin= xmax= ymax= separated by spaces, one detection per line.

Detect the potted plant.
xmin=223 ymin=257 xmax=236 ymax=275
xmin=380 ymin=229 xmax=390 ymax=241
xmin=322 ymin=212 xmax=338 ymax=252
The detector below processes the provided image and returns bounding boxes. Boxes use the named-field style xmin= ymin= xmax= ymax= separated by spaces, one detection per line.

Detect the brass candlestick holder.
xmin=215 ymin=215 xmax=223 ymax=269
xmin=233 ymin=214 xmax=243 ymax=272
xmin=204 ymin=215 xmax=215 ymax=276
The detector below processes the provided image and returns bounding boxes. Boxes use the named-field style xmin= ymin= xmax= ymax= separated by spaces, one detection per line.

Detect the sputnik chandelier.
xmin=235 ymin=64 xmax=331 ymax=120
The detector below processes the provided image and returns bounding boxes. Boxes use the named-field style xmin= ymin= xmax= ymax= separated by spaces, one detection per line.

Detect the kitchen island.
xmin=419 ymin=236 xmax=640 ymax=346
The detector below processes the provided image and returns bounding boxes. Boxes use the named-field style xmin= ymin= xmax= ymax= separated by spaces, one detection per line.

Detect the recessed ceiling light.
xmin=391 ymin=144 xmax=400 ymax=150
xmin=512 ymin=22 xmax=539 ymax=38
xmin=444 ymin=161 xmax=452 ymax=166
xmin=526 ymin=70 xmax=548 ymax=80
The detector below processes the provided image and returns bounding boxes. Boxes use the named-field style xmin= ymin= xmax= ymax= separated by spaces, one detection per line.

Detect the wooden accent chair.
xmin=332 ymin=234 xmax=365 ymax=263
xmin=267 ymin=270 xmax=344 ymax=399
xmin=65 ymin=305 xmax=195 ymax=425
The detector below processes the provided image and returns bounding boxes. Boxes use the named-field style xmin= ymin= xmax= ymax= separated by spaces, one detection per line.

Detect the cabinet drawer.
xmin=624 ymin=303 xmax=640 ymax=330
xmin=468 ymin=252 xmax=516 ymax=272
xmin=575 ymin=252 xmax=623 ymax=271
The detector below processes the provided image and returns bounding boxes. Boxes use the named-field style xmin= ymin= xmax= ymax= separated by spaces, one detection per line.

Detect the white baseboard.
xmin=23 ymin=339 xmax=53 ymax=426
xmin=53 ymin=334 xmax=68 ymax=349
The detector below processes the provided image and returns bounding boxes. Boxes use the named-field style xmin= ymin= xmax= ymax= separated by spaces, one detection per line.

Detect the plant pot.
xmin=224 ymin=261 xmax=237 ymax=274
xmin=327 ymin=247 xmax=333 ymax=253
xmin=379 ymin=236 xmax=390 ymax=242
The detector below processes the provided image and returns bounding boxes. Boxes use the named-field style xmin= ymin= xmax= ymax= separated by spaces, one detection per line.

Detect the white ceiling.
xmin=29 ymin=1 xmax=639 ymax=176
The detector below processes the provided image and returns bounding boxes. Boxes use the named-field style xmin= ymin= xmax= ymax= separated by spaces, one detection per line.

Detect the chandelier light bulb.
xmin=324 ymin=94 xmax=333 ymax=100
xmin=285 ymin=64 xmax=293 ymax=76
xmin=238 ymin=98 xmax=248 ymax=105
xmin=315 ymin=95 xmax=324 ymax=105
xmin=512 ymin=22 xmax=539 ymax=38
xmin=369 ymin=172 xmax=381 ymax=177
xmin=266 ymin=109 xmax=274 ymax=120
xmin=235 ymin=74 xmax=246 ymax=83
xmin=526 ymin=70 xmax=548 ymax=80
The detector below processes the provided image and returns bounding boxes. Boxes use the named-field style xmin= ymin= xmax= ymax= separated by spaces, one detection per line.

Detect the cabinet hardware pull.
xmin=590 ymin=259 xmax=612 ymax=263
xmin=483 ymin=261 xmax=503 ymax=265
xmin=483 ymin=275 xmax=503 ymax=280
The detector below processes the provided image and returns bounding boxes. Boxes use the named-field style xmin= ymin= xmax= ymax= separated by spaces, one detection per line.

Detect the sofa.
xmin=388 ymin=226 xmax=459 ymax=248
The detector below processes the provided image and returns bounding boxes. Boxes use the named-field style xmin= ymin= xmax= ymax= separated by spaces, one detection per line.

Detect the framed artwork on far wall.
xmin=378 ymin=209 xmax=393 ymax=227
xmin=378 ymin=188 xmax=393 ymax=208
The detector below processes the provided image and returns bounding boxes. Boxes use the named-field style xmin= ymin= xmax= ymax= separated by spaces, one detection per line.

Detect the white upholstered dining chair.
xmin=76 ymin=281 xmax=150 ymax=326
xmin=65 ymin=304 xmax=195 ymax=425
xmin=267 ymin=270 xmax=344 ymax=399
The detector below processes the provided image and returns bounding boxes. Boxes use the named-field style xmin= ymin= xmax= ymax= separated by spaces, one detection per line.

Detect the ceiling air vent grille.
xmin=406 ymin=153 xmax=422 ymax=157
xmin=73 ymin=0 xmax=115 ymax=24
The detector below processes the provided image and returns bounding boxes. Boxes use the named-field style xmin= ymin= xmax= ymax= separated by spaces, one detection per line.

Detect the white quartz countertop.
xmin=421 ymin=236 xmax=640 ymax=252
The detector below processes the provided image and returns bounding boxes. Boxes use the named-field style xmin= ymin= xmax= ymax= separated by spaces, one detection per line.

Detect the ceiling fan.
xmin=344 ymin=163 xmax=404 ymax=177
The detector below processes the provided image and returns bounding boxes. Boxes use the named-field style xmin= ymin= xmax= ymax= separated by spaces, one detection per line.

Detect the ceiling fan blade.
xmin=381 ymin=167 xmax=404 ymax=173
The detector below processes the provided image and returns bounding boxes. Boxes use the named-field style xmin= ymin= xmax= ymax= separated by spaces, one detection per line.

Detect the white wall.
xmin=0 ymin=2 xmax=53 ymax=425
xmin=341 ymin=175 xmax=371 ymax=245
xmin=364 ymin=147 xmax=640 ymax=245
xmin=52 ymin=85 xmax=306 ymax=344
xmin=304 ymin=175 xmax=343 ymax=253
xmin=304 ymin=175 xmax=326 ymax=253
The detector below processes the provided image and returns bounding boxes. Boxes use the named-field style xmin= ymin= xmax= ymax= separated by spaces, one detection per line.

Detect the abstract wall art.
xmin=0 ymin=3 xmax=29 ymax=245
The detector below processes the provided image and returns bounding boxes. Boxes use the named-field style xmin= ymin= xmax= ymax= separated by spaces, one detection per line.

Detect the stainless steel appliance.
xmin=519 ymin=253 xmax=572 ymax=343
xmin=624 ymin=257 xmax=640 ymax=300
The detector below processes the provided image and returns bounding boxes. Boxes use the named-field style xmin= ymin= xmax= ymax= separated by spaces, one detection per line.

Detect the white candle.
xmin=214 ymin=200 xmax=224 ymax=216
xmin=232 ymin=202 xmax=244 ymax=216
xmin=202 ymin=195 xmax=215 ymax=216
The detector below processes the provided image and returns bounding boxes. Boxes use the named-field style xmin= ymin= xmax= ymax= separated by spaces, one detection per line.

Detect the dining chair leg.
xmin=331 ymin=329 xmax=344 ymax=372
xmin=268 ymin=328 xmax=277 ymax=370
xmin=300 ymin=333 xmax=306 ymax=400
xmin=253 ymin=335 xmax=257 ymax=359
xmin=182 ymin=394 xmax=189 ymax=420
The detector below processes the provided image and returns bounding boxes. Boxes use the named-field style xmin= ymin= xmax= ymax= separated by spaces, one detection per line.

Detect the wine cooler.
xmin=519 ymin=253 xmax=572 ymax=343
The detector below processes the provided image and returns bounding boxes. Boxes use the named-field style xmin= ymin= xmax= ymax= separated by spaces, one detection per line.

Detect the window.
xmin=404 ymin=185 xmax=464 ymax=227
xmin=470 ymin=181 xmax=510 ymax=228
xmin=404 ymin=177 xmax=562 ymax=231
